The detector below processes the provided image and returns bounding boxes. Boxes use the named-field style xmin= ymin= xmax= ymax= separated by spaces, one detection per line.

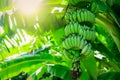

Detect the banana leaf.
xmin=47 ymin=64 xmax=72 ymax=80
xmin=0 ymin=0 xmax=14 ymax=11
xmin=0 ymin=53 xmax=55 ymax=80
xmin=27 ymin=65 xmax=47 ymax=80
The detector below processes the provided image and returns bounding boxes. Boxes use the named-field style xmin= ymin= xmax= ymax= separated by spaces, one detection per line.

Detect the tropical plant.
xmin=0 ymin=0 xmax=120 ymax=80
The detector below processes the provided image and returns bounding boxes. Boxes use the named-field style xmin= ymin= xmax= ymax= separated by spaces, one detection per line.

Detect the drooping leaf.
xmin=97 ymin=72 xmax=120 ymax=80
xmin=48 ymin=64 xmax=72 ymax=80
xmin=81 ymin=57 xmax=97 ymax=80
xmin=0 ymin=53 xmax=55 ymax=80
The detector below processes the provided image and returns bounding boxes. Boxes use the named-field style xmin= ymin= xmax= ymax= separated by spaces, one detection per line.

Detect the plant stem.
xmin=95 ymin=13 xmax=120 ymax=52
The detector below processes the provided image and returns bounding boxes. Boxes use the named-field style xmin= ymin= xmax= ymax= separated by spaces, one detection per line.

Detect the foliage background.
xmin=0 ymin=0 xmax=120 ymax=80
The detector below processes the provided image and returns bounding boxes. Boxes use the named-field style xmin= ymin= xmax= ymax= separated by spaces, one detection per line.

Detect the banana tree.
xmin=0 ymin=0 xmax=120 ymax=80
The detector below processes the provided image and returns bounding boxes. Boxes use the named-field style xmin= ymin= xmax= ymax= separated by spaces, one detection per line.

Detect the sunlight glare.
xmin=51 ymin=7 xmax=64 ymax=13
xmin=0 ymin=26 xmax=4 ymax=34
xmin=94 ymin=50 xmax=106 ymax=59
xmin=16 ymin=0 xmax=42 ymax=15
xmin=8 ymin=16 xmax=13 ymax=29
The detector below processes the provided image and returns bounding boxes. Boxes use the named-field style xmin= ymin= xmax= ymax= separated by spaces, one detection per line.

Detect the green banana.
xmin=74 ymin=36 xmax=77 ymax=49
xmin=77 ymin=11 xmax=81 ymax=22
xmin=67 ymin=37 xmax=72 ymax=48
xmin=89 ymin=30 xmax=92 ymax=41
xmin=74 ymin=22 xmax=78 ymax=33
xmin=66 ymin=24 xmax=70 ymax=36
xmin=68 ymin=24 xmax=71 ymax=34
xmin=83 ymin=30 xmax=87 ymax=39
xmin=65 ymin=25 xmax=68 ymax=36
xmin=63 ymin=39 xmax=68 ymax=49
xmin=81 ymin=44 xmax=89 ymax=55
xmin=66 ymin=37 xmax=72 ymax=49
xmin=72 ymin=34 xmax=76 ymax=48
xmin=79 ymin=37 xmax=85 ymax=49
xmin=77 ymin=24 xmax=81 ymax=33
xmin=62 ymin=40 xmax=67 ymax=49
xmin=81 ymin=10 xmax=84 ymax=22
xmin=70 ymin=35 xmax=75 ymax=48
xmin=71 ymin=23 xmax=75 ymax=33
xmin=84 ymin=9 xmax=87 ymax=22
xmin=92 ymin=31 xmax=96 ymax=41
xmin=87 ymin=30 xmax=90 ymax=40
xmin=79 ymin=29 xmax=83 ymax=36
xmin=85 ymin=29 xmax=89 ymax=40
xmin=69 ymin=15 xmax=73 ymax=21
xmin=85 ymin=44 xmax=91 ymax=56
xmin=77 ymin=35 xmax=80 ymax=49
xmin=73 ymin=12 xmax=77 ymax=21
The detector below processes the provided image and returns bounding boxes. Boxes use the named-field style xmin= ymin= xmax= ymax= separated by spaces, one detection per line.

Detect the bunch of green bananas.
xmin=65 ymin=22 xmax=96 ymax=41
xmin=63 ymin=35 xmax=87 ymax=50
xmin=62 ymin=34 xmax=93 ymax=57
xmin=63 ymin=0 xmax=96 ymax=58
xmin=64 ymin=8 xmax=76 ymax=23
xmin=65 ymin=9 xmax=95 ymax=24
xmin=77 ymin=9 xmax=95 ymax=24
xmin=63 ymin=1 xmax=97 ymax=79
xmin=68 ymin=0 xmax=92 ymax=5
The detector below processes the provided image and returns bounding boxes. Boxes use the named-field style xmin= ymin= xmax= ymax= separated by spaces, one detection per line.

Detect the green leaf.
xmin=81 ymin=57 xmax=97 ymax=80
xmin=96 ymin=13 xmax=120 ymax=52
xmin=48 ymin=64 xmax=71 ymax=80
xmin=95 ymin=0 xmax=110 ymax=12
xmin=27 ymin=65 xmax=47 ymax=80
xmin=0 ymin=54 xmax=55 ymax=80
xmin=0 ymin=0 xmax=14 ymax=11
xmin=97 ymin=72 xmax=120 ymax=80
xmin=53 ymin=27 xmax=65 ymax=45
xmin=80 ymin=62 xmax=89 ymax=80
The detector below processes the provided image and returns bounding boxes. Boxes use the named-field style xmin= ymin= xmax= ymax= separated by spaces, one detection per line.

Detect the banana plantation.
xmin=0 ymin=0 xmax=120 ymax=80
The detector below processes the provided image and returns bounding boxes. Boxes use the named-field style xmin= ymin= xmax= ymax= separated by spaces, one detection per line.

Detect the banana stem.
xmin=95 ymin=13 xmax=120 ymax=52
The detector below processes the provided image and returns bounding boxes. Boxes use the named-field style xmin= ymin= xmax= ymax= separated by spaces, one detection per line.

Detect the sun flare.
xmin=16 ymin=0 xmax=42 ymax=15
